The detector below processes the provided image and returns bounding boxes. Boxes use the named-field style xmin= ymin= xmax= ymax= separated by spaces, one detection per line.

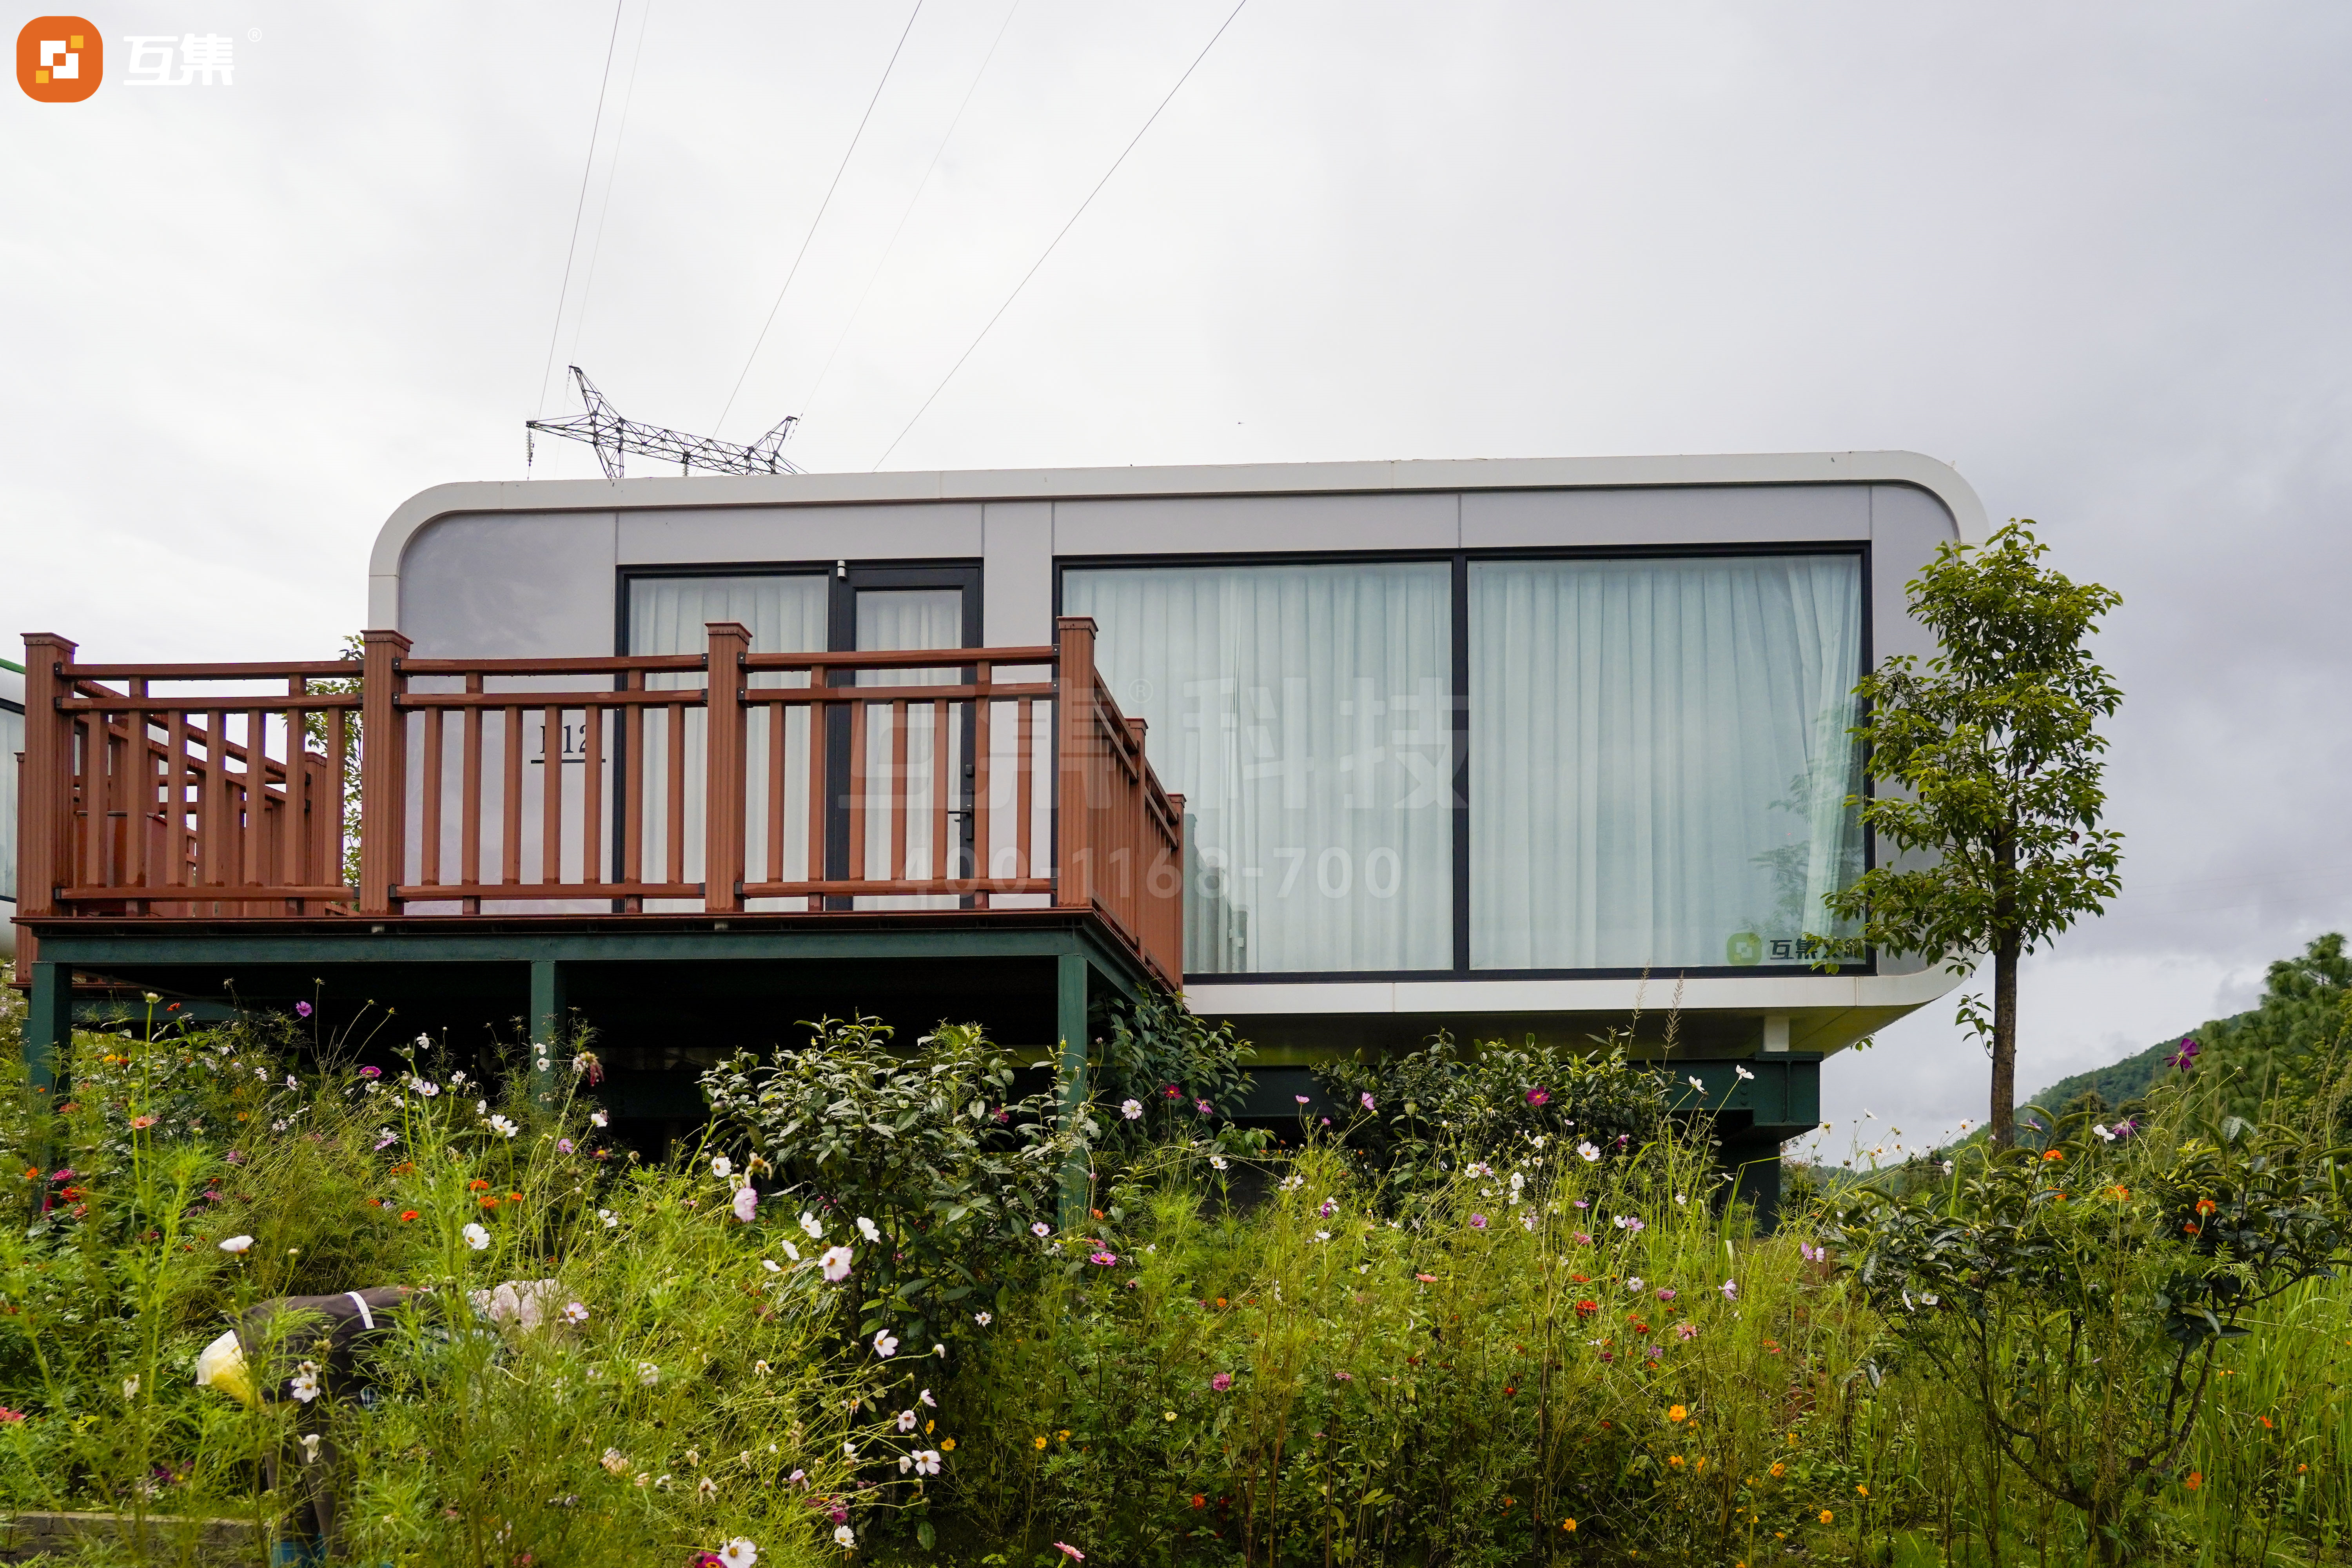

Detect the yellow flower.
xmin=1057 ymin=1430 xmax=1070 ymax=1443
xmin=940 ymin=1438 xmax=956 ymax=1452
xmin=1561 ymin=1519 xmax=1576 ymax=1532
xmin=1033 ymin=1436 xmax=1048 ymax=1450
xmin=1668 ymin=1456 xmax=1685 ymax=1469
xmin=1856 ymin=1483 xmax=1869 ymax=1497
xmin=1820 ymin=1510 xmax=1835 ymax=1524
xmin=1668 ymin=1405 xmax=1689 ymax=1423
xmin=1769 ymin=1463 xmax=1786 ymax=1478
xmin=925 ymin=1419 xmax=935 ymax=1434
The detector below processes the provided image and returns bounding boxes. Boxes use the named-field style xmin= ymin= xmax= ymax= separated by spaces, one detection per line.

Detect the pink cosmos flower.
xmin=1359 ymin=1092 xmax=1376 ymax=1112
xmin=1054 ymin=1546 xmax=1084 ymax=1562
xmin=296 ymin=1002 xmax=313 ymax=1018
xmin=1469 ymin=1214 xmax=1488 ymax=1230
xmin=1525 ymin=1087 xmax=1550 ymax=1107
xmin=1210 ymin=1372 xmax=1233 ymax=1392
xmin=732 ymin=1187 xmax=759 ymax=1223
xmin=1089 ymin=1251 xmax=1118 ymax=1266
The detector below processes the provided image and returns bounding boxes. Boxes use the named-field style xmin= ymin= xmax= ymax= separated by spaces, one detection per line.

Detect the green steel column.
xmin=528 ymin=960 xmax=566 ymax=1112
xmin=25 ymin=964 xmax=71 ymax=1187
xmin=1056 ymin=952 xmax=1092 ymax=1229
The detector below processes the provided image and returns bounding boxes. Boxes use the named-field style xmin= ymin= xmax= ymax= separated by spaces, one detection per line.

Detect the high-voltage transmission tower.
xmin=526 ymin=366 xmax=801 ymax=480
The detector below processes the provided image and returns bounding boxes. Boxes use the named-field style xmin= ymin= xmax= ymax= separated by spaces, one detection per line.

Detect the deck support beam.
xmin=1057 ymin=951 xmax=1091 ymax=1228
xmin=24 ymin=962 xmax=70 ymax=1119
xmin=528 ymin=959 xmax=567 ymax=1111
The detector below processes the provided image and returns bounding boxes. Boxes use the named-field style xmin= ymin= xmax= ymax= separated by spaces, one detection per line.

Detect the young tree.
xmin=1821 ymin=523 xmax=2123 ymax=1147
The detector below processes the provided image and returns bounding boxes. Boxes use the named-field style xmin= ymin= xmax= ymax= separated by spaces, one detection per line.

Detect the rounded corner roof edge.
xmin=367 ymin=449 xmax=1987 ymax=586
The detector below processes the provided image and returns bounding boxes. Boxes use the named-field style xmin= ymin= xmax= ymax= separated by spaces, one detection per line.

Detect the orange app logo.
xmin=18 ymin=16 xmax=103 ymax=102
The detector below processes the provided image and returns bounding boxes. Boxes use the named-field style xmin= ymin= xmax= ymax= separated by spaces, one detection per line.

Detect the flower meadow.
xmin=0 ymin=978 xmax=2347 ymax=1566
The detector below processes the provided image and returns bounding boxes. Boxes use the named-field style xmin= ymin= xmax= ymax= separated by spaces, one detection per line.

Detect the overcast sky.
xmin=7 ymin=2 xmax=2348 ymax=1145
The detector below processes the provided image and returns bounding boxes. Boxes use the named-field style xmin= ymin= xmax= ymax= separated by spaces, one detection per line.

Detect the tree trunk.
xmin=1990 ymin=831 xmax=2021 ymax=1149
xmin=1990 ymin=936 xmax=2020 ymax=1148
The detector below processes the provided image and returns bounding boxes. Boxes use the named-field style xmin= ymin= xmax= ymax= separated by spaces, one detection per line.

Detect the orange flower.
xmin=2183 ymin=1471 xmax=2202 ymax=1491
xmin=1769 ymin=1463 xmax=1786 ymax=1478
xmin=2259 ymin=1416 xmax=2274 ymax=1430
xmin=2041 ymin=1149 xmax=2063 ymax=1163
xmin=1668 ymin=1455 xmax=1685 ymax=1470
xmin=1561 ymin=1519 xmax=1577 ymax=1532
xmin=1668 ymin=1405 xmax=1689 ymax=1423
xmin=399 ymin=1210 xmax=420 ymax=1222
xmin=479 ymin=1196 xmax=499 ymax=1209
xmin=1190 ymin=1494 xmax=1205 ymax=1509
xmin=509 ymin=1192 xmax=523 ymax=1202
xmin=1820 ymin=1510 xmax=1835 ymax=1524
xmin=1856 ymin=1484 xmax=1869 ymax=1497
xmin=468 ymin=1179 xmax=491 ymax=1192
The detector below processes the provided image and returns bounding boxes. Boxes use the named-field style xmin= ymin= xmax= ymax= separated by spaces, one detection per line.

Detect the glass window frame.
xmin=1057 ymin=543 xmax=1876 ymax=985
xmin=0 ymin=693 xmax=22 ymax=902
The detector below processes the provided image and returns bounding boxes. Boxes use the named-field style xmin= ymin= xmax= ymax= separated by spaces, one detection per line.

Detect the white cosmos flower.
xmin=820 ymin=1245 xmax=853 ymax=1282
xmin=1209 ymin=1155 xmax=1228 ymax=1171
xmin=1735 ymin=1065 xmax=1755 ymax=1080
xmin=762 ymin=1259 xmax=782 ymax=1274
xmin=800 ymin=1211 xmax=824 ymax=1238
xmin=1121 ymin=1099 xmax=1143 ymax=1120
xmin=590 ymin=1110 xmax=609 ymax=1128
xmin=488 ymin=1114 xmax=518 ymax=1139
xmin=975 ymin=1311 xmax=993 ymax=1326
xmin=1576 ymin=1142 xmax=1600 ymax=1162
xmin=219 ymin=1235 xmax=254 ymax=1254
xmin=123 ymin=1375 xmax=142 ymax=1400
xmin=299 ymin=1432 xmax=323 ymax=1464
xmin=697 ymin=1476 xmax=719 ymax=1500
xmin=918 ymin=1388 xmax=935 ymax=1406
xmin=463 ymin=1223 xmax=490 ymax=1250
xmin=872 ymin=1330 xmax=899 ymax=1358
xmin=832 ymin=1525 xmax=854 ymax=1549
xmin=1032 ymin=1222 xmax=1052 ymax=1238
xmin=723 ymin=1538 xmax=762 ymax=1566
xmin=564 ymin=1301 xmax=589 ymax=1324
xmin=289 ymin=1362 xmax=321 ymax=1403
xmin=897 ymin=1409 xmax=918 ymax=1432
xmin=856 ymin=1216 xmax=882 ymax=1243
xmin=782 ymin=1241 xmax=800 ymax=1261
xmin=842 ymin=1441 xmax=857 ymax=1459
xmin=1625 ymin=1277 xmax=1644 ymax=1294
xmin=898 ymin=1454 xmax=913 ymax=1473
xmin=598 ymin=1209 xmax=619 ymax=1229
xmin=1688 ymin=1075 xmax=1706 ymax=1092
xmin=913 ymin=1449 xmax=941 ymax=1475
xmin=711 ymin=1156 xmax=733 ymax=1179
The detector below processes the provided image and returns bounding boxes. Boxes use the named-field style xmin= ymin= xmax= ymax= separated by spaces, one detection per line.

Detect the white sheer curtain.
xmin=854 ymin=589 xmax=966 ymax=907
xmin=0 ymin=704 xmax=20 ymax=900
xmin=1063 ymin=563 xmax=1453 ymax=974
xmin=628 ymin=575 xmax=828 ymax=905
xmin=1469 ymin=554 xmax=1864 ymax=970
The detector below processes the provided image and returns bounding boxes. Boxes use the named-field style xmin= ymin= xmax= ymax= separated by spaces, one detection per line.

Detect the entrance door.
xmin=825 ymin=565 xmax=982 ymax=905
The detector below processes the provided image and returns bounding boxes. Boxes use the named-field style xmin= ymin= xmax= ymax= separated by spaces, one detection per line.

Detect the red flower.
xmin=399 ymin=1210 xmax=420 ymax=1223
xmin=1575 ymin=1300 xmax=1598 ymax=1318
xmin=1190 ymin=1495 xmax=1206 ymax=1509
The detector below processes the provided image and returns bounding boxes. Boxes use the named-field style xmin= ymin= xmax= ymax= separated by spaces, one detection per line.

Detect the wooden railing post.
xmin=703 ymin=621 xmax=750 ymax=913
xmin=1054 ymin=617 xmax=1098 ymax=912
xmin=17 ymin=634 xmax=75 ymax=918
xmin=357 ymin=629 xmax=411 ymax=915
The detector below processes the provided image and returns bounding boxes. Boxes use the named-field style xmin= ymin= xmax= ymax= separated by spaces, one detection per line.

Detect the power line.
xmin=871 ymin=0 xmax=1251 ymax=472
xmin=713 ymin=0 xmax=926 ymax=438
xmin=567 ymin=0 xmax=659 ymax=371
xmin=798 ymin=0 xmax=1025 ymax=426
xmin=534 ymin=0 xmax=631 ymax=418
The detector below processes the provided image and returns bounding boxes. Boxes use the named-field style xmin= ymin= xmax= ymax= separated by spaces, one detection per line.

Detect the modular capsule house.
xmin=12 ymin=452 xmax=1982 ymax=1210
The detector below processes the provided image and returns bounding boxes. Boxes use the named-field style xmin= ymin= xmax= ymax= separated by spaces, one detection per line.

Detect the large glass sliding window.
xmin=1064 ymin=563 xmax=1453 ymax=975
xmin=1469 ymin=554 xmax=1864 ymax=970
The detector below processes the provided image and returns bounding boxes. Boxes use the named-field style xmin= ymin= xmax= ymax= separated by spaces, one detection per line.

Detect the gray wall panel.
xmin=1461 ymin=483 xmax=1870 ymax=549
xmin=399 ymin=512 xmax=617 ymax=659
xmin=615 ymin=504 xmax=984 ymax=565
xmin=1053 ymin=492 xmax=1458 ymax=556
xmin=983 ymin=502 xmax=1053 ymax=646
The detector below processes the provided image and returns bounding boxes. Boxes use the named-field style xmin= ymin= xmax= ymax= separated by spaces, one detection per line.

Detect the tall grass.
xmin=0 ymin=977 xmax=2346 ymax=1565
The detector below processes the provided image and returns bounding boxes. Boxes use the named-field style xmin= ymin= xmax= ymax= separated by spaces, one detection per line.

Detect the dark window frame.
xmin=1055 ymin=541 xmax=1876 ymax=986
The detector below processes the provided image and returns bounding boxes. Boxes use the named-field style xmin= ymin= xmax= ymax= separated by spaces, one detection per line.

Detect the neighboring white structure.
xmin=368 ymin=453 xmax=1978 ymax=1062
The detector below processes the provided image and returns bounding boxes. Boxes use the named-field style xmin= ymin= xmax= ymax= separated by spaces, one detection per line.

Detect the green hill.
xmin=2016 ymin=1025 xmax=2235 ymax=1119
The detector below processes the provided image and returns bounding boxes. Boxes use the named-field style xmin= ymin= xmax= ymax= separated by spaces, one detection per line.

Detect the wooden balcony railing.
xmin=14 ymin=618 xmax=1185 ymax=987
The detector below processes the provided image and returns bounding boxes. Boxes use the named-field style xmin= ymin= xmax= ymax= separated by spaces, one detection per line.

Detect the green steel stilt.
xmin=528 ymin=960 xmax=567 ymax=1112
xmin=25 ymin=963 xmax=71 ymax=1194
xmin=1056 ymin=952 xmax=1092 ymax=1230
